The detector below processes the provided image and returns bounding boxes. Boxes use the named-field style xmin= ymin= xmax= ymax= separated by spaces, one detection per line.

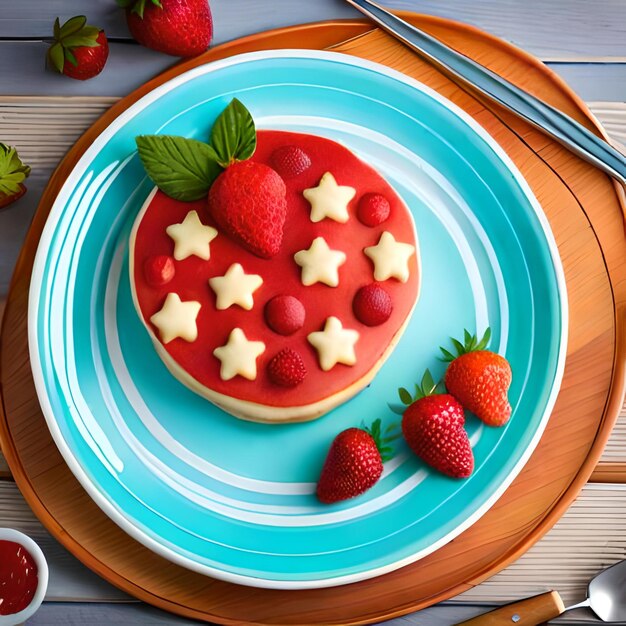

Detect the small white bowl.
xmin=0 ymin=528 xmax=49 ymax=626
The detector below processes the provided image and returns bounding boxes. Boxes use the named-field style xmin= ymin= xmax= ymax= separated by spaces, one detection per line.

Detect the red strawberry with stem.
xmin=0 ymin=143 xmax=31 ymax=210
xmin=399 ymin=370 xmax=474 ymax=478
xmin=442 ymin=328 xmax=512 ymax=427
xmin=47 ymin=16 xmax=109 ymax=80
xmin=317 ymin=419 xmax=399 ymax=504
xmin=207 ymin=100 xmax=287 ymax=258
xmin=117 ymin=0 xmax=213 ymax=57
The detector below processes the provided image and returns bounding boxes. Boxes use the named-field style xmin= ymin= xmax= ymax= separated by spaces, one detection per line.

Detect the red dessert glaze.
xmin=144 ymin=255 xmax=175 ymax=287
xmin=265 ymin=295 xmax=305 ymax=335
xmin=0 ymin=540 xmax=38 ymax=616
xmin=357 ymin=192 xmax=390 ymax=227
xmin=270 ymin=145 xmax=312 ymax=179
xmin=132 ymin=130 xmax=419 ymax=409
xmin=267 ymin=348 xmax=307 ymax=387
xmin=353 ymin=284 xmax=393 ymax=326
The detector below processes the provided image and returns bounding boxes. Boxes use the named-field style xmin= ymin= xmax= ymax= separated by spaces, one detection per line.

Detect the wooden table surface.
xmin=1 ymin=1 xmax=626 ymax=624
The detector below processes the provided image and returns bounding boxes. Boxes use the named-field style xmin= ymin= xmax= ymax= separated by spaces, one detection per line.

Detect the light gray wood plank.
xmin=2 ymin=0 xmax=626 ymax=60
xmin=1 ymin=39 xmax=625 ymax=100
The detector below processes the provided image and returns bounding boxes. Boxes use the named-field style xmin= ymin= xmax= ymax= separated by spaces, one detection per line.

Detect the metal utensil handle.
xmin=346 ymin=0 xmax=626 ymax=187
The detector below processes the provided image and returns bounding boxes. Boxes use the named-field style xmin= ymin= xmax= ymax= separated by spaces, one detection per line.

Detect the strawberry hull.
xmin=130 ymin=130 xmax=420 ymax=423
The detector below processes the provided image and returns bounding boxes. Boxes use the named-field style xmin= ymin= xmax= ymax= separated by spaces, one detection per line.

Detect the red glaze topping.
xmin=0 ymin=540 xmax=38 ymax=616
xmin=270 ymin=145 xmax=312 ymax=179
xmin=143 ymin=255 xmax=175 ymax=287
xmin=264 ymin=295 xmax=305 ymax=335
xmin=132 ymin=130 xmax=419 ymax=407
xmin=353 ymin=284 xmax=393 ymax=326
xmin=268 ymin=348 xmax=307 ymax=387
xmin=357 ymin=193 xmax=391 ymax=227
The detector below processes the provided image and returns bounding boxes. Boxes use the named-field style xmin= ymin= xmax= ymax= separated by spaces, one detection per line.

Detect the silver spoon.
xmin=454 ymin=559 xmax=626 ymax=624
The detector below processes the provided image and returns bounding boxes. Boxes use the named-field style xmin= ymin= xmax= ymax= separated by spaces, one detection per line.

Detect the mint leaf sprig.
xmin=135 ymin=98 xmax=256 ymax=202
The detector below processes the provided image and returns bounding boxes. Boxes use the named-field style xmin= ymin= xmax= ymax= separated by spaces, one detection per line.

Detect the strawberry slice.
xmin=0 ymin=144 xmax=30 ymax=210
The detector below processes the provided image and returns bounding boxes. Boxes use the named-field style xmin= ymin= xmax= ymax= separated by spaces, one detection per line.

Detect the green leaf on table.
xmin=135 ymin=135 xmax=222 ymax=201
xmin=210 ymin=98 xmax=256 ymax=167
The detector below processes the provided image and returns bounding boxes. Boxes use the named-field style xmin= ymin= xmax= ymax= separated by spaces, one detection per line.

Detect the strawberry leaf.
xmin=48 ymin=42 xmax=65 ymax=73
xmin=387 ymin=403 xmax=405 ymax=416
xmin=439 ymin=346 xmax=455 ymax=362
xmin=0 ymin=143 xmax=30 ymax=197
xmin=476 ymin=327 xmax=492 ymax=351
xmin=135 ymin=135 xmax=222 ymax=201
xmin=398 ymin=387 xmax=412 ymax=405
xmin=64 ymin=48 xmax=78 ymax=67
xmin=62 ymin=35 xmax=101 ymax=48
xmin=53 ymin=17 xmax=61 ymax=40
xmin=59 ymin=15 xmax=87 ymax=38
xmin=210 ymin=98 xmax=256 ymax=167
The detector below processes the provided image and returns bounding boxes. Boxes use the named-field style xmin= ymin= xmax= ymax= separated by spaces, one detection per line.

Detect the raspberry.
xmin=352 ymin=284 xmax=393 ymax=326
xmin=143 ymin=255 xmax=175 ymax=287
xmin=264 ymin=295 xmax=305 ymax=335
xmin=270 ymin=145 xmax=312 ymax=179
xmin=357 ymin=193 xmax=390 ymax=227
xmin=268 ymin=348 xmax=307 ymax=387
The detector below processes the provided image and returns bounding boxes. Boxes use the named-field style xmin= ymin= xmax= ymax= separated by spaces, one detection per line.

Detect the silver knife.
xmin=345 ymin=0 xmax=626 ymax=187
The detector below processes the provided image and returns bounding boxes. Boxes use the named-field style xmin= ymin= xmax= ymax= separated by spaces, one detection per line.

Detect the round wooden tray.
xmin=2 ymin=13 xmax=626 ymax=625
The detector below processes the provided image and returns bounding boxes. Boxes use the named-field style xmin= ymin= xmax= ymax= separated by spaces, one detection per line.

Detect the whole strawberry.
xmin=442 ymin=328 xmax=512 ymax=427
xmin=208 ymin=160 xmax=287 ymax=258
xmin=0 ymin=143 xmax=31 ymax=210
xmin=47 ymin=16 xmax=109 ymax=80
xmin=118 ymin=0 xmax=212 ymax=57
xmin=400 ymin=370 xmax=474 ymax=478
xmin=317 ymin=419 xmax=397 ymax=503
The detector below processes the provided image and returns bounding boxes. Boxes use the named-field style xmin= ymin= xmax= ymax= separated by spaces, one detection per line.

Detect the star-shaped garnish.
xmin=166 ymin=210 xmax=217 ymax=261
xmin=150 ymin=293 xmax=201 ymax=344
xmin=307 ymin=316 xmax=359 ymax=371
xmin=363 ymin=231 xmax=415 ymax=283
xmin=302 ymin=172 xmax=356 ymax=223
xmin=294 ymin=236 xmax=346 ymax=287
xmin=213 ymin=328 xmax=266 ymax=381
xmin=208 ymin=263 xmax=263 ymax=311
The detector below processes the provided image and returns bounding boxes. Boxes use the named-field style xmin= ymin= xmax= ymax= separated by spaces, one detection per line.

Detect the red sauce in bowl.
xmin=0 ymin=540 xmax=38 ymax=615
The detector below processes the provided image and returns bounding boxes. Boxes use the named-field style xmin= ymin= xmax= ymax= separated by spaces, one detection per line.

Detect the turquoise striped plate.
xmin=28 ymin=50 xmax=567 ymax=588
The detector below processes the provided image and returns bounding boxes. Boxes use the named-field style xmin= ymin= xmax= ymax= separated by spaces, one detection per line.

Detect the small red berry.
xmin=352 ymin=284 xmax=393 ymax=326
xmin=264 ymin=295 xmax=305 ymax=335
xmin=267 ymin=348 xmax=307 ymax=387
xmin=357 ymin=193 xmax=391 ymax=227
xmin=270 ymin=145 xmax=312 ymax=179
xmin=143 ymin=255 xmax=175 ymax=287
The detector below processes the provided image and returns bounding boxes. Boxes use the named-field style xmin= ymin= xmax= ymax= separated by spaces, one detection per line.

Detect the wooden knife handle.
xmin=454 ymin=591 xmax=565 ymax=626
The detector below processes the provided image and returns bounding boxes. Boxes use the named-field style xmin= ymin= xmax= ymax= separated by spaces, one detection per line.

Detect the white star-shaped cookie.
xmin=213 ymin=328 xmax=265 ymax=381
xmin=166 ymin=210 xmax=218 ymax=261
xmin=294 ymin=237 xmax=346 ymax=287
xmin=208 ymin=263 xmax=263 ymax=311
xmin=150 ymin=293 xmax=201 ymax=344
xmin=302 ymin=172 xmax=356 ymax=223
xmin=307 ymin=316 xmax=359 ymax=371
xmin=364 ymin=231 xmax=415 ymax=283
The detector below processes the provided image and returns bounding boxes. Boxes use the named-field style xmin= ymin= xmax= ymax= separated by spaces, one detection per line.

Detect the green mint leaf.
xmin=48 ymin=42 xmax=65 ymax=73
xmin=210 ymin=98 xmax=256 ymax=167
xmin=59 ymin=15 xmax=87 ymax=39
xmin=135 ymin=135 xmax=222 ymax=201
